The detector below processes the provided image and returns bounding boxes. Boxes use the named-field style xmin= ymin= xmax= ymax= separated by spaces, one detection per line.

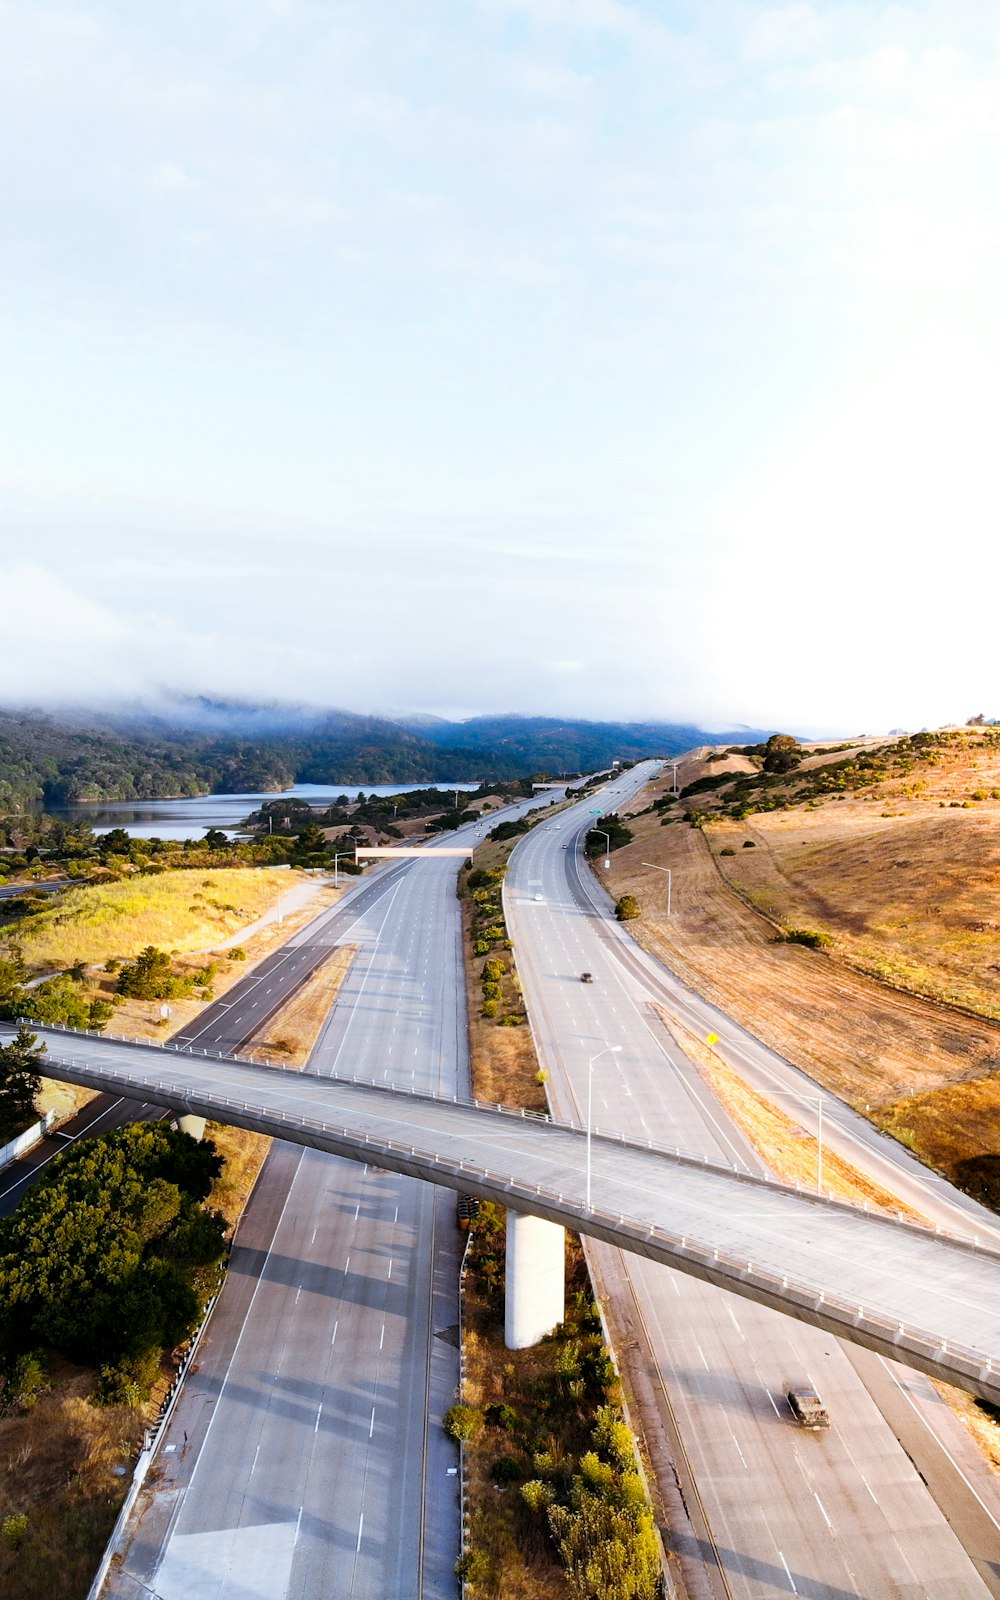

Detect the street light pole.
xmin=587 ymin=1045 xmax=623 ymax=1209
xmin=331 ymin=852 xmax=347 ymax=888
xmin=642 ymin=862 xmax=672 ymax=916
xmin=591 ymin=828 xmax=611 ymax=869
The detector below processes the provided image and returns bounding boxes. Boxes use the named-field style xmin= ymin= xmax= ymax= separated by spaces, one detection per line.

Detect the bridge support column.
xmin=504 ymin=1211 xmax=564 ymax=1349
xmin=177 ymin=1114 xmax=206 ymax=1142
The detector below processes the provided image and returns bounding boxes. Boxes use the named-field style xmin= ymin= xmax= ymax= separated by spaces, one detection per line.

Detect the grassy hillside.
xmin=0 ymin=704 xmax=771 ymax=809
xmin=600 ymin=731 xmax=1000 ymax=1109
xmin=12 ymin=868 xmax=296 ymax=971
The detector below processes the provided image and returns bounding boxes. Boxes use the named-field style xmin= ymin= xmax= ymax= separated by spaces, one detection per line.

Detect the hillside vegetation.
xmin=10 ymin=868 xmax=295 ymax=973
xmin=0 ymin=705 xmax=769 ymax=808
xmin=605 ymin=730 xmax=1000 ymax=1102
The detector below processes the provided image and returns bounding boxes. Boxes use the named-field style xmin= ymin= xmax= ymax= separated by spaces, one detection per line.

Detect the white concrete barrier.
xmin=0 ymin=1111 xmax=54 ymax=1171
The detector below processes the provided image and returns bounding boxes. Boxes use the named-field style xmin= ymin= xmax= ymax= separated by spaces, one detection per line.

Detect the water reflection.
xmin=43 ymin=782 xmax=478 ymax=841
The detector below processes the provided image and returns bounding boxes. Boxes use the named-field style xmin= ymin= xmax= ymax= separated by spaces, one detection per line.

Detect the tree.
xmin=762 ymin=734 xmax=800 ymax=774
xmin=0 ymin=1025 xmax=45 ymax=1143
xmin=97 ymin=827 xmax=133 ymax=858
xmin=117 ymin=946 xmax=179 ymax=1000
xmin=294 ymin=823 xmax=329 ymax=857
xmin=203 ymin=828 xmax=229 ymax=850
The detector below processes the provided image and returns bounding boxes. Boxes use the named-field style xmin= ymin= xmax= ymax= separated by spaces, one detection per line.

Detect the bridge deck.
xmin=27 ymin=1025 xmax=1000 ymax=1404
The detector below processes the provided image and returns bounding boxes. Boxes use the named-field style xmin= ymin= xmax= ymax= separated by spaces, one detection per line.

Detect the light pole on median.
xmin=587 ymin=1045 xmax=623 ymax=1210
xmin=331 ymin=852 xmax=348 ymax=888
xmin=642 ymin=862 xmax=672 ymax=917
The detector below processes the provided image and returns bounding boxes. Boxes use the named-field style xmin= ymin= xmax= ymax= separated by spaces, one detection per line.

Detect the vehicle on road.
xmin=534 ymin=893 xmax=544 ymax=901
xmin=581 ymin=972 xmax=594 ymax=983
xmin=787 ymin=1389 xmax=830 ymax=1429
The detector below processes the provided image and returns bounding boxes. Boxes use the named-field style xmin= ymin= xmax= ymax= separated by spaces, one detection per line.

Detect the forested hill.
xmin=0 ymin=705 xmax=772 ymax=808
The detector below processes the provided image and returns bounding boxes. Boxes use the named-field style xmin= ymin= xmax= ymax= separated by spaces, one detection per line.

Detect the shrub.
xmin=491 ymin=1453 xmax=524 ymax=1484
xmin=473 ymin=940 xmax=492 ymax=956
xmin=778 ymin=926 xmax=831 ymax=950
xmin=482 ymin=957 xmax=507 ymax=982
xmin=742 ymin=839 xmax=756 ymax=848
xmin=455 ymin=1548 xmax=490 ymax=1583
xmin=521 ymin=1478 xmax=555 ymax=1512
xmin=227 ymin=947 xmax=247 ymax=961
xmin=615 ymin=895 xmax=641 ymax=921
xmin=719 ymin=847 xmax=735 ymax=856
xmin=2 ymin=1513 xmax=28 ymax=1551
xmin=485 ymin=1401 xmax=520 ymax=1430
xmin=482 ymin=982 xmax=502 ymax=1001
xmin=498 ymin=1014 xmax=524 ymax=1026
xmin=443 ymin=1402 xmax=482 ymax=1442
xmin=481 ymin=1000 xmax=500 ymax=1018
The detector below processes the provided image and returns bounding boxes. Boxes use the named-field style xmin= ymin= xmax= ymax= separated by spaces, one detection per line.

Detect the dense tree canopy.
xmin=0 ymin=1123 xmax=225 ymax=1368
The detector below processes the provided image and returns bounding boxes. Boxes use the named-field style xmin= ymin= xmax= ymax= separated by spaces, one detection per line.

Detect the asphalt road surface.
xmin=507 ymin=762 xmax=1000 ymax=1600
xmin=98 ymin=792 xmax=557 ymax=1600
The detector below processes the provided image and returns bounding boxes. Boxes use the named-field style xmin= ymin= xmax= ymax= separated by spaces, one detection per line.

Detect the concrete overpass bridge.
xmin=26 ymin=1024 xmax=1000 ymax=1408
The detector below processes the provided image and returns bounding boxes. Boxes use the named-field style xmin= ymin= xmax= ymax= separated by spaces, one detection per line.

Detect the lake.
xmin=44 ymin=782 xmax=481 ymax=841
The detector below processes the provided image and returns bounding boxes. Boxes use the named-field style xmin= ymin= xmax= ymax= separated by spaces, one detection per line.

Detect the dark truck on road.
xmin=787 ymin=1389 xmax=830 ymax=1429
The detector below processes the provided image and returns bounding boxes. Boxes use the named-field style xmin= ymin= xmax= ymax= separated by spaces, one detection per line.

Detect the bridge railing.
xmin=28 ymin=1031 xmax=1000 ymax=1389
xmin=29 ymin=1022 xmax=1000 ymax=1270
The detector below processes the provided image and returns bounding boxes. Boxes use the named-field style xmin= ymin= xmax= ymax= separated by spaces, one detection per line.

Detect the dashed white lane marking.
xmin=813 ymin=1492 xmax=832 ymax=1530
xmin=314 ymin=1404 xmax=322 ymax=1434
xmin=356 ymin=1512 xmax=364 ymax=1553
xmin=778 ymin=1551 xmax=798 ymax=1593
xmin=331 ymin=1321 xmax=338 ymax=1346
xmin=369 ymin=1406 xmax=376 ymax=1438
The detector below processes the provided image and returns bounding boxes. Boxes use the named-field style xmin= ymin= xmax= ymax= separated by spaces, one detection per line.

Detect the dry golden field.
xmin=13 ymin=868 xmax=319 ymax=973
xmin=606 ymin=735 xmax=1000 ymax=1115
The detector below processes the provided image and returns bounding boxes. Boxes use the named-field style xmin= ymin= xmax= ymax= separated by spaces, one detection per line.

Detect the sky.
xmin=2 ymin=1 xmax=999 ymax=734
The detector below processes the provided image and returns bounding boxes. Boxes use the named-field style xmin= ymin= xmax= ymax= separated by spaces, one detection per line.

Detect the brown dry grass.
xmin=0 ymin=1363 xmax=145 ymax=1599
xmin=659 ymin=1011 xmax=925 ymax=1219
xmin=605 ymin=805 xmax=1000 ymax=1108
xmin=242 ymin=945 xmax=357 ymax=1066
xmin=876 ymin=1076 xmax=1000 ymax=1174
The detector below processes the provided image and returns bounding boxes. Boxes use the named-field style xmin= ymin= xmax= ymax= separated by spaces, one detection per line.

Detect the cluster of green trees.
xmin=0 ymin=1118 xmax=226 ymax=1399
xmin=115 ymin=946 xmax=218 ymax=1002
xmin=585 ymin=814 xmax=634 ymax=857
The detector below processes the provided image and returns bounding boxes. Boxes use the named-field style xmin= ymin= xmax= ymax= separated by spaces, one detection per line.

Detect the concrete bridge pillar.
xmin=177 ymin=1114 xmax=207 ymax=1143
xmin=504 ymin=1211 xmax=565 ymax=1349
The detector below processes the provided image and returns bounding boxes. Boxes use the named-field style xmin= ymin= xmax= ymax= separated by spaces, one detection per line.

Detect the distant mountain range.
xmin=0 ymin=699 xmax=775 ymax=808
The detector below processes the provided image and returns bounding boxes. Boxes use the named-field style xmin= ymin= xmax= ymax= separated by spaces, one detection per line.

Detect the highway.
xmin=506 ymin=762 xmax=1000 ymax=1599
xmin=90 ymin=791 xmax=555 ymax=1600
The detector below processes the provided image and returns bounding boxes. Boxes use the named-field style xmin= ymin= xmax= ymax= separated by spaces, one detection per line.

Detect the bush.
xmin=498 ymin=1014 xmax=525 ymax=1026
xmin=482 ymin=982 xmax=502 ymax=1001
xmin=615 ymin=895 xmax=641 ymax=921
xmin=443 ymin=1402 xmax=483 ymax=1442
xmin=491 ymin=1453 xmax=524 ymax=1484
xmin=455 ymin=1548 xmax=490 ymax=1583
xmin=482 ymin=957 xmax=507 ymax=982
xmin=778 ymin=926 xmax=831 ymax=950
xmin=521 ymin=1478 xmax=555 ymax=1512
xmin=719 ymin=847 xmax=735 ymax=856
xmin=481 ymin=1000 xmax=500 ymax=1018
xmin=2 ymin=1513 xmax=28 ymax=1551
xmin=473 ymin=940 xmax=492 ymax=956
xmin=742 ymin=839 xmax=756 ymax=848
xmin=227 ymin=947 xmax=247 ymax=961
xmin=485 ymin=1401 xmax=519 ymax=1431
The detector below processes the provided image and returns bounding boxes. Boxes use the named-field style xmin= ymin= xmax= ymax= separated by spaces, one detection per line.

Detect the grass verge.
xmin=456 ymin=825 xmax=664 ymax=1599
